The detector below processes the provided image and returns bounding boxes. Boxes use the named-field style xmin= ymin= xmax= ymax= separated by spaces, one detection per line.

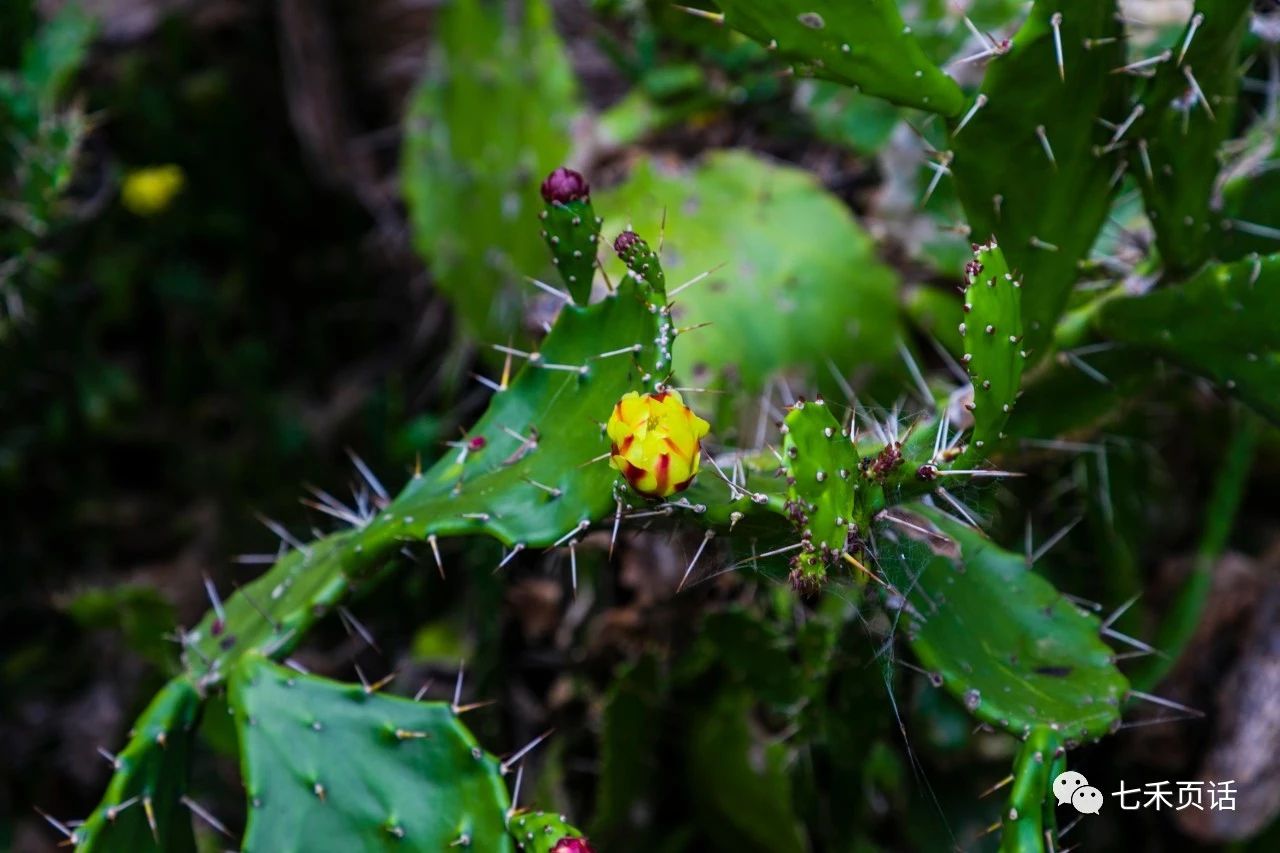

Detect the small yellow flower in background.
xmin=121 ymin=164 xmax=185 ymax=216
xmin=607 ymin=389 xmax=710 ymax=499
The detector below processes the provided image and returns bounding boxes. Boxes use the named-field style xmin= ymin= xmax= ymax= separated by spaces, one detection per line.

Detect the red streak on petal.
xmin=654 ymin=453 xmax=671 ymax=496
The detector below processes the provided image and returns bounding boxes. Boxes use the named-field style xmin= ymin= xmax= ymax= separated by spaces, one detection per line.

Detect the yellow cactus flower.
xmin=607 ymin=389 xmax=710 ymax=499
xmin=121 ymin=164 xmax=185 ymax=216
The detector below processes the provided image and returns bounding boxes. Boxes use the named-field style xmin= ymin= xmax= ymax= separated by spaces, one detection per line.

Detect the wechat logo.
xmin=1054 ymin=770 xmax=1104 ymax=815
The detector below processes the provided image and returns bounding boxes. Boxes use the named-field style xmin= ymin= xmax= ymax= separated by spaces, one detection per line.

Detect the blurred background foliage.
xmin=3 ymin=1 xmax=1280 ymax=851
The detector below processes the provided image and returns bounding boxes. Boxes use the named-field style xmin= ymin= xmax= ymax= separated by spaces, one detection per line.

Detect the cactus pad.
xmin=540 ymin=167 xmax=602 ymax=304
xmin=507 ymin=811 xmax=589 ymax=852
xmin=876 ymin=504 xmax=1128 ymax=742
xmin=780 ymin=397 xmax=859 ymax=587
xmin=960 ymin=239 xmax=1024 ymax=455
xmin=1127 ymin=0 xmax=1252 ymax=276
xmin=401 ymin=0 xmax=577 ymax=338
xmin=229 ymin=654 xmax=514 ymax=852
xmin=184 ymin=274 xmax=667 ymax=686
xmin=75 ymin=678 xmax=201 ymax=852
xmin=708 ymin=0 xmax=965 ymax=115
xmin=950 ymin=1 xmax=1126 ymax=358
xmin=1094 ymin=251 xmax=1280 ymax=424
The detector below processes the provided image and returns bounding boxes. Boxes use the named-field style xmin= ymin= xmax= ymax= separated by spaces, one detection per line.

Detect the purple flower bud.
xmin=540 ymin=167 xmax=590 ymax=204
xmin=550 ymin=838 xmax=595 ymax=853
xmin=613 ymin=230 xmax=643 ymax=255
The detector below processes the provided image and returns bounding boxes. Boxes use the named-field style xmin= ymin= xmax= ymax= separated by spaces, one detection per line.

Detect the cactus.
xmin=780 ymin=396 xmax=859 ymax=588
xmin=949 ymin=1 xmax=1126 ymax=359
xmin=877 ymin=503 xmax=1129 ymax=742
xmin=402 ymin=0 xmax=578 ymax=339
xmin=959 ymin=238 xmax=1024 ymax=456
xmin=228 ymin=654 xmax=513 ymax=851
xmin=705 ymin=0 xmax=965 ymax=115
xmin=1126 ymin=1 xmax=1253 ymax=276
xmin=184 ymin=251 xmax=670 ymax=687
xmin=598 ymin=151 xmax=900 ymax=388
xmin=507 ymin=811 xmax=591 ymax=853
xmin=999 ymin=728 xmax=1064 ymax=853
xmin=539 ymin=167 xmax=603 ymax=304
xmin=1093 ymin=251 xmax=1280 ymax=424
xmin=75 ymin=679 xmax=202 ymax=852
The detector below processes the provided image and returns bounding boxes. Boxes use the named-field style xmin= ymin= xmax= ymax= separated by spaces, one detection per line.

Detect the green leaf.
xmin=876 ymin=503 xmax=1129 ymax=742
xmin=228 ymin=655 xmax=514 ymax=852
xmin=960 ymin=238 xmax=1024 ymax=456
xmin=401 ymin=0 xmax=578 ymax=339
xmin=1093 ymin=252 xmax=1280 ymax=424
xmin=708 ymin=0 xmax=965 ymax=115
xmin=598 ymin=151 xmax=900 ymax=389
xmin=950 ymin=1 xmax=1126 ymax=359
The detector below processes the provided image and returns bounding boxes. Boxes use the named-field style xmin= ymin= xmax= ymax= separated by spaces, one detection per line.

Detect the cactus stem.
xmin=1178 ymin=12 xmax=1205 ymax=65
xmin=500 ymin=729 xmax=554 ymax=774
xmin=526 ymin=275 xmax=574 ymax=304
xmin=1050 ymin=12 xmax=1065 ymax=80
xmin=677 ymin=529 xmax=717 ymax=591
xmin=953 ymin=94 xmax=989 ymax=135
xmin=1111 ymin=49 xmax=1171 ymax=75
xmin=1181 ymin=66 xmax=1215 ymax=119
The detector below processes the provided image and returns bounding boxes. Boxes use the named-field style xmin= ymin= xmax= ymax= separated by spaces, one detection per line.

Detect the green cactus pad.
xmin=876 ymin=503 xmax=1128 ymax=742
xmin=1093 ymin=252 xmax=1280 ymax=424
xmin=75 ymin=678 xmax=201 ymax=852
xmin=1127 ymin=0 xmax=1252 ymax=276
xmin=598 ymin=152 xmax=900 ymax=388
xmin=780 ymin=397 xmax=859 ymax=586
xmin=229 ymin=654 xmax=514 ymax=853
xmin=960 ymin=239 xmax=1024 ymax=456
xmin=540 ymin=183 xmax=602 ymax=304
xmin=708 ymin=0 xmax=964 ymax=115
xmin=507 ymin=811 xmax=587 ymax=852
xmin=950 ymin=1 xmax=1126 ymax=359
xmin=184 ymin=274 xmax=667 ymax=686
xmin=402 ymin=0 xmax=577 ymax=339
xmin=999 ymin=727 xmax=1063 ymax=853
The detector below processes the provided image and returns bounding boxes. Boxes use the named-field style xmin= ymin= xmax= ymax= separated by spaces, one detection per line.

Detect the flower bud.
xmin=540 ymin=167 xmax=590 ymax=205
xmin=607 ymin=390 xmax=710 ymax=499
xmin=550 ymin=838 xmax=595 ymax=853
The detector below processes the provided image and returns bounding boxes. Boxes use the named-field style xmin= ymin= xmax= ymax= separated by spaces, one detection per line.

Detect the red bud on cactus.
xmin=540 ymin=167 xmax=590 ymax=204
xmin=550 ymin=838 xmax=594 ymax=853
xmin=613 ymin=230 xmax=642 ymax=255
